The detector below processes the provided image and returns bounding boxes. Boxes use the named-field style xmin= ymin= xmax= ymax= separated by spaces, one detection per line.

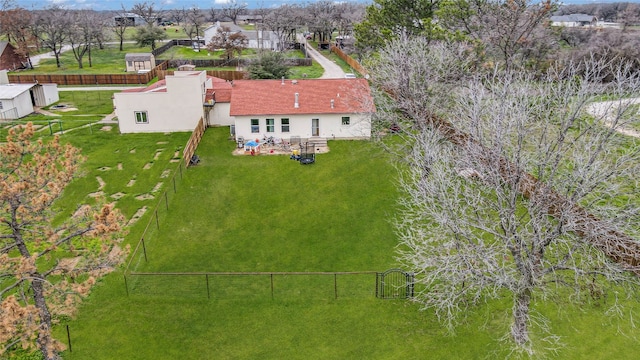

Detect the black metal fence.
xmin=124 ymin=271 xmax=377 ymax=300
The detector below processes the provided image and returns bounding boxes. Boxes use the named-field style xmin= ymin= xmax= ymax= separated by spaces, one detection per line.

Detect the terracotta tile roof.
xmin=229 ymin=79 xmax=375 ymax=116
xmin=210 ymin=77 xmax=233 ymax=103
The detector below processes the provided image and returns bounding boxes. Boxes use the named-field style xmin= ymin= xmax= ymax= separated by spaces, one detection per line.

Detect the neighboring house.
xmin=236 ymin=15 xmax=263 ymax=24
xmin=228 ymin=78 xmax=374 ymax=141
xmin=0 ymin=41 xmax=25 ymax=71
xmin=125 ymin=53 xmax=155 ymax=72
xmin=114 ymin=13 xmax=148 ymax=27
xmin=550 ymin=14 xmax=598 ymax=27
xmin=113 ymin=72 xmax=375 ymax=141
xmin=0 ymin=70 xmax=59 ymax=120
xmin=114 ymin=70 xmax=212 ymax=133
xmin=204 ymin=22 xmax=280 ymax=51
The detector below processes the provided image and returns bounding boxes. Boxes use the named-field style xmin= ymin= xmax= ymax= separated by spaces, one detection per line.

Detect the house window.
xmin=281 ymin=118 xmax=289 ymax=132
xmin=251 ymin=119 xmax=259 ymax=133
xmin=128 ymin=61 xmax=133 ymax=67
xmin=342 ymin=116 xmax=350 ymax=125
xmin=134 ymin=111 xmax=148 ymax=124
xmin=0 ymin=101 xmax=3 ymax=110
xmin=266 ymin=118 xmax=274 ymax=132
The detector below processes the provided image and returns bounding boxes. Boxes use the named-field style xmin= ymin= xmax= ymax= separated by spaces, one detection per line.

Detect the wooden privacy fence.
xmin=9 ymin=60 xmax=170 ymax=86
xmin=183 ymin=117 xmax=206 ymax=164
xmin=331 ymin=45 xmax=367 ymax=76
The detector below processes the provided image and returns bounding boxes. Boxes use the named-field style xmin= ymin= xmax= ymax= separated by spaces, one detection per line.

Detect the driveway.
xmin=586 ymin=99 xmax=640 ymax=139
xmin=297 ymin=35 xmax=346 ymax=79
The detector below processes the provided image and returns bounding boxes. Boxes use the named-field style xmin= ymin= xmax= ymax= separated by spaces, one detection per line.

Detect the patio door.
xmin=312 ymin=118 xmax=319 ymax=137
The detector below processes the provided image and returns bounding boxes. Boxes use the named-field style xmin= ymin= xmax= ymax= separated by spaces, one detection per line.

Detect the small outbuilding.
xmin=0 ymin=70 xmax=59 ymax=120
xmin=125 ymin=53 xmax=156 ymax=73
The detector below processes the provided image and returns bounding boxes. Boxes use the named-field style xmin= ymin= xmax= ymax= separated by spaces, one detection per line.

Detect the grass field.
xmin=37 ymin=126 xmax=640 ymax=359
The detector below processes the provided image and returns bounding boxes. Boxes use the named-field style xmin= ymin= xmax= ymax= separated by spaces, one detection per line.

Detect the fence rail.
xmin=8 ymin=60 xmax=170 ymax=86
xmin=331 ymin=45 xmax=367 ymax=76
xmin=124 ymin=271 xmax=378 ymax=300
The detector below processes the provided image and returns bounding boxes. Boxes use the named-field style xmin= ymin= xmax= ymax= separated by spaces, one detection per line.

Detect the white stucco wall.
xmin=233 ymin=113 xmax=371 ymax=141
xmin=114 ymin=71 xmax=207 ymax=133
xmin=208 ymin=102 xmax=233 ymax=126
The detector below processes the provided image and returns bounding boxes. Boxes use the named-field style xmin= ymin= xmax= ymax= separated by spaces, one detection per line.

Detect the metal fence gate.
xmin=375 ymin=269 xmax=415 ymax=299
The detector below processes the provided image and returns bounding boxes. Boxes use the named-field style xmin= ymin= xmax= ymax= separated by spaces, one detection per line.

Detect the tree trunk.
xmin=511 ymin=288 xmax=531 ymax=347
xmin=32 ymin=275 xmax=58 ymax=360
xmin=119 ymin=38 xmax=124 ymax=51
xmin=54 ymin=52 xmax=61 ymax=68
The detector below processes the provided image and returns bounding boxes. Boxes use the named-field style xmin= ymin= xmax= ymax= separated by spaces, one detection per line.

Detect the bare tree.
xmin=0 ymin=124 xmax=126 ymax=360
xmin=369 ymin=38 xmax=640 ymax=354
xmin=207 ymin=25 xmax=248 ymax=60
xmin=305 ymin=0 xmax=336 ymax=45
xmin=113 ymin=6 xmax=131 ymax=51
xmin=439 ymin=0 xmax=556 ymax=71
xmin=31 ymin=5 xmax=72 ymax=68
xmin=184 ymin=6 xmax=206 ymax=51
xmin=68 ymin=10 xmax=99 ymax=69
xmin=0 ymin=6 xmax=35 ymax=68
xmin=222 ymin=0 xmax=247 ymax=25
xmin=130 ymin=1 xmax=163 ymax=27
xmin=262 ymin=4 xmax=302 ymax=51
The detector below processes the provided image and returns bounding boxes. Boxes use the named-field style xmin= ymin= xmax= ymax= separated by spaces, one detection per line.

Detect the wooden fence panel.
xmin=183 ymin=117 xmax=206 ymax=164
xmin=330 ymin=45 xmax=367 ymax=76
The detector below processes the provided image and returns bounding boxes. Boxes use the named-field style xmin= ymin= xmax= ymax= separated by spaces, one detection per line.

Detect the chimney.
xmin=281 ymin=76 xmax=285 ymax=85
xmin=294 ymin=93 xmax=299 ymax=108
xmin=330 ymin=99 xmax=334 ymax=109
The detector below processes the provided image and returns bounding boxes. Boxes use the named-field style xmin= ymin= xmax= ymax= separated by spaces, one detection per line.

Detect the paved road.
xmin=297 ymin=35 xmax=346 ymax=79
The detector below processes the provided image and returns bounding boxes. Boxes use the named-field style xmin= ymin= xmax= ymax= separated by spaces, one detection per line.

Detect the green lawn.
xmin=42 ymin=127 xmax=640 ymax=359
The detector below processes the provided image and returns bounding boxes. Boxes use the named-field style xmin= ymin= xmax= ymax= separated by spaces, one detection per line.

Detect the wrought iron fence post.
xmin=270 ymin=274 xmax=274 ymax=300
xmin=141 ymin=237 xmax=148 ymax=262
xmin=66 ymin=325 xmax=72 ymax=352
xmin=334 ymin=274 xmax=338 ymax=299
xmin=206 ymin=274 xmax=210 ymax=299
xmin=124 ymin=274 xmax=129 ymax=296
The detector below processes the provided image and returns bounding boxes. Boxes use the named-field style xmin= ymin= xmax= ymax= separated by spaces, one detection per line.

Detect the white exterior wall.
xmin=208 ymin=103 xmax=233 ymax=126
xmin=233 ymin=113 xmax=371 ymax=141
xmin=115 ymin=71 xmax=207 ymax=133
xmin=31 ymin=84 xmax=59 ymax=107
xmin=1 ymin=91 xmax=34 ymax=119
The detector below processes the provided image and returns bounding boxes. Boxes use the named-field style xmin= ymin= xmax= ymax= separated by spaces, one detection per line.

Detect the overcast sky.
xmin=14 ymin=0 xmax=640 ymax=11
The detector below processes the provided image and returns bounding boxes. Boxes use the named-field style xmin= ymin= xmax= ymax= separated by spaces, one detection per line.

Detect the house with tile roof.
xmin=228 ymin=78 xmax=374 ymax=141
xmin=113 ymin=71 xmax=375 ymax=141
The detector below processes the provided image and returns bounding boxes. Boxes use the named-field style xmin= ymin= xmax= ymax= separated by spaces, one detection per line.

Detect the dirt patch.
xmin=152 ymin=182 xmax=163 ymax=193
xmin=100 ymin=126 xmax=112 ymax=132
xmin=127 ymin=206 xmax=148 ymax=226
xmin=154 ymin=150 xmax=164 ymax=160
xmin=161 ymin=170 xmax=171 ymax=178
xmin=98 ymin=166 xmax=111 ymax=171
xmin=157 ymin=141 xmax=169 ymax=145
xmin=72 ymin=205 xmax=91 ymax=219
xmin=88 ymin=191 xmax=105 ymax=198
xmin=170 ymin=158 xmax=180 ymax=163
xmin=232 ymin=144 xmax=329 ymax=156
xmin=129 ymin=148 xmax=136 ymax=154
xmin=117 ymin=163 xmax=123 ymax=170
xmin=111 ymin=192 xmax=126 ymax=200
xmin=143 ymin=163 xmax=153 ymax=170
xmin=135 ymin=193 xmax=155 ymax=200
xmin=96 ymin=176 xmax=106 ymax=190
xmin=126 ymin=179 xmax=136 ymax=187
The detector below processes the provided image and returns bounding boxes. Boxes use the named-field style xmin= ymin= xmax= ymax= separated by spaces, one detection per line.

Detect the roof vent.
xmin=281 ymin=76 xmax=285 ymax=85
xmin=292 ymin=80 xmax=298 ymax=85
xmin=330 ymin=99 xmax=334 ymax=109
xmin=294 ymin=93 xmax=299 ymax=108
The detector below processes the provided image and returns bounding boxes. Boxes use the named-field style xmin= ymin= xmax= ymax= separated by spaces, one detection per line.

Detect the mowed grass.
xmin=49 ymin=127 xmax=640 ymax=359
